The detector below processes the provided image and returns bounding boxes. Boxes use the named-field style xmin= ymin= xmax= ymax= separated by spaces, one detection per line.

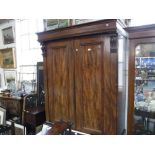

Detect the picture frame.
xmin=58 ymin=19 xmax=71 ymax=28
xmin=0 ymin=48 xmax=16 ymax=68
xmin=73 ymin=19 xmax=90 ymax=25
xmin=44 ymin=19 xmax=71 ymax=31
xmin=14 ymin=123 xmax=26 ymax=135
xmin=0 ymin=68 xmax=5 ymax=89
xmin=2 ymin=26 xmax=15 ymax=45
xmin=71 ymin=19 xmax=97 ymax=25
xmin=44 ymin=19 xmax=58 ymax=30
xmin=4 ymin=70 xmax=17 ymax=92
xmin=0 ymin=107 xmax=6 ymax=125
xmin=6 ymin=121 xmax=26 ymax=135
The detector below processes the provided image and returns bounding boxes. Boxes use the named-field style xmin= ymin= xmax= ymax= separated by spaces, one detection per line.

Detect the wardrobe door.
xmin=46 ymin=40 xmax=74 ymax=123
xmin=74 ymin=36 xmax=104 ymax=134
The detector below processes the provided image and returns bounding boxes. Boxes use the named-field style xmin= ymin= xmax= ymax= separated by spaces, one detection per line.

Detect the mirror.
xmin=134 ymin=44 xmax=155 ymax=134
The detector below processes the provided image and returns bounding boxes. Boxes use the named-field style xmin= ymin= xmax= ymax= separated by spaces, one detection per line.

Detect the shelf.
xmin=136 ymin=78 xmax=155 ymax=81
xmin=136 ymin=67 xmax=155 ymax=69
xmin=135 ymin=56 xmax=155 ymax=59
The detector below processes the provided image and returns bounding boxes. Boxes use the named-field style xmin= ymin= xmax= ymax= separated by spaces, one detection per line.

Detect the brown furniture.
xmin=126 ymin=24 xmax=155 ymax=134
xmin=22 ymin=94 xmax=46 ymax=134
xmin=0 ymin=96 xmax=23 ymax=123
xmin=44 ymin=121 xmax=72 ymax=135
xmin=23 ymin=106 xmax=45 ymax=134
xmin=37 ymin=19 xmax=128 ymax=134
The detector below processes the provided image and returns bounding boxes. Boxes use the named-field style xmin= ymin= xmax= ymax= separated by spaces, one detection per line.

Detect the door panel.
xmin=46 ymin=41 xmax=74 ymax=122
xmin=74 ymin=36 xmax=104 ymax=134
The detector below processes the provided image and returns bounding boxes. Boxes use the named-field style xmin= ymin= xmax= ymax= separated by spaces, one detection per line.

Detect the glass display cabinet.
xmin=126 ymin=24 xmax=155 ymax=134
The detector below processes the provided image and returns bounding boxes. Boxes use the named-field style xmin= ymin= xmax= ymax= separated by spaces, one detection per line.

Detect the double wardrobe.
xmin=37 ymin=19 xmax=128 ymax=135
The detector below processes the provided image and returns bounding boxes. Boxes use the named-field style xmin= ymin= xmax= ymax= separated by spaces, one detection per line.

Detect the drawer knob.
xmin=88 ymin=48 xmax=92 ymax=51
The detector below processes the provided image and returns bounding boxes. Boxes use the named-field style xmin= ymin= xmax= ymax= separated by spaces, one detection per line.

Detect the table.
xmin=0 ymin=96 xmax=23 ymax=123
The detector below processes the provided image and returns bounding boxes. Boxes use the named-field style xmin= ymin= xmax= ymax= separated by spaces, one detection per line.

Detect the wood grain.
xmin=37 ymin=20 xmax=119 ymax=43
xmin=125 ymin=24 xmax=155 ymax=39
xmin=37 ymin=20 xmax=124 ymax=134
xmin=46 ymin=40 xmax=74 ymax=123
xmin=74 ymin=36 xmax=104 ymax=134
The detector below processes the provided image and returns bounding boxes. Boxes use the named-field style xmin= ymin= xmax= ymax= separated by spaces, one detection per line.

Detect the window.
xmin=15 ymin=19 xmax=44 ymax=93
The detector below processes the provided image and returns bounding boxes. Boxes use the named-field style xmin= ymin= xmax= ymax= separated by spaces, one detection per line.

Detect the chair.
xmin=22 ymin=93 xmax=45 ymax=134
xmin=22 ymin=93 xmax=37 ymax=123
xmin=22 ymin=93 xmax=37 ymax=131
xmin=24 ymin=93 xmax=38 ymax=108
